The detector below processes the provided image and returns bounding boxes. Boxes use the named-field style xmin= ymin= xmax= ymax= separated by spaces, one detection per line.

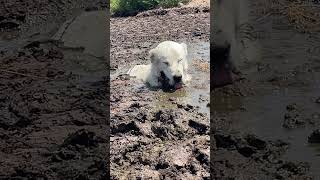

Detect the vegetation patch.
xmin=110 ymin=0 xmax=190 ymax=17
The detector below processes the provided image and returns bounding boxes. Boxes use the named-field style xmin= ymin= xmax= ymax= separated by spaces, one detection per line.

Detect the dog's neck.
xmin=150 ymin=63 xmax=160 ymax=77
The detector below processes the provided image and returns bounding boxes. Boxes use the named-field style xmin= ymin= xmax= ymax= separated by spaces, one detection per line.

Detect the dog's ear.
xmin=180 ymin=43 xmax=188 ymax=55
xmin=149 ymin=48 xmax=158 ymax=63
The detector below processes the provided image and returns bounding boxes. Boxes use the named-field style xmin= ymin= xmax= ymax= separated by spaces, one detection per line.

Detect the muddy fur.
xmin=212 ymin=0 xmax=249 ymax=72
xmin=127 ymin=41 xmax=191 ymax=90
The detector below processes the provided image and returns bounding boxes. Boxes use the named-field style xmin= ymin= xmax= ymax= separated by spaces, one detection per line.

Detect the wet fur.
xmin=127 ymin=41 xmax=191 ymax=89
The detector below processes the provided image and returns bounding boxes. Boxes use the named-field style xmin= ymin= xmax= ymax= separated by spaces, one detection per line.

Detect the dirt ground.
xmin=0 ymin=0 xmax=108 ymax=179
xmin=110 ymin=0 xmax=320 ymax=179
xmin=211 ymin=0 xmax=320 ymax=179
xmin=1 ymin=0 xmax=320 ymax=179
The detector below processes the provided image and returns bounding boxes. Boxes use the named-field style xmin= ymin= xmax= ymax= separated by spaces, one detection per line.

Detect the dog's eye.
xmin=163 ymin=62 xmax=169 ymax=66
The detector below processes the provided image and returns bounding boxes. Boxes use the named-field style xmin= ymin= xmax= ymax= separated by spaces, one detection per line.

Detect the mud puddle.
xmin=154 ymin=42 xmax=209 ymax=116
xmin=213 ymin=39 xmax=320 ymax=179
xmin=125 ymin=42 xmax=210 ymax=117
xmin=52 ymin=10 xmax=107 ymax=85
xmin=222 ymin=86 xmax=320 ymax=177
xmin=211 ymin=0 xmax=320 ymax=176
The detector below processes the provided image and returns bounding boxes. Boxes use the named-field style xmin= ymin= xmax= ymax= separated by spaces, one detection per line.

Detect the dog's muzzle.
xmin=173 ymin=75 xmax=183 ymax=89
xmin=159 ymin=72 xmax=183 ymax=91
xmin=173 ymin=75 xmax=182 ymax=83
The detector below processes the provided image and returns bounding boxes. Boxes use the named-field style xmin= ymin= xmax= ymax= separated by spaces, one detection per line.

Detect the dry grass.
xmin=184 ymin=0 xmax=209 ymax=7
xmin=257 ymin=0 xmax=320 ymax=33
xmin=286 ymin=2 xmax=320 ymax=32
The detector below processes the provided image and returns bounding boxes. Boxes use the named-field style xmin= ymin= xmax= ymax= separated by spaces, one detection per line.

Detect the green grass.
xmin=110 ymin=0 xmax=190 ymax=17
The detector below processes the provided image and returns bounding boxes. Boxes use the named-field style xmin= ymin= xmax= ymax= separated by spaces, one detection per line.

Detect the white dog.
xmin=127 ymin=41 xmax=191 ymax=90
xmin=212 ymin=0 xmax=246 ymax=87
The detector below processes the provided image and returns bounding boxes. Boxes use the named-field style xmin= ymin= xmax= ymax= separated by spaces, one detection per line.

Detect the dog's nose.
xmin=173 ymin=75 xmax=182 ymax=83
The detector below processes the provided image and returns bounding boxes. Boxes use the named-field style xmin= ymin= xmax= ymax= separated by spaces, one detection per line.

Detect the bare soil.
xmin=0 ymin=0 xmax=108 ymax=179
xmin=110 ymin=0 xmax=320 ymax=179
xmin=0 ymin=0 xmax=320 ymax=179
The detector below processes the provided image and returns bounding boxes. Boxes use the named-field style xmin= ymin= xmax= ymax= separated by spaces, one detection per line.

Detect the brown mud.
xmin=110 ymin=5 xmax=211 ymax=179
xmin=0 ymin=0 xmax=108 ymax=179
xmin=110 ymin=0 xmax=320 ymax=179
xmin=212 ymin=0 xmax=320 ymax=179
xmin=0 ymin=0 xmax=319 ymax=179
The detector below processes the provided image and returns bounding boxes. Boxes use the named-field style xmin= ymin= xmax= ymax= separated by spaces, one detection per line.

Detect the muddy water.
xmin=152 ymin=42 xmax=210 ymax=117
xmin=113 ymin=41 xmax=210 ymax=116
xmin=225 ymin=88 xmax=320 ymax=171
xmin=53 ymin=10 xmax=107 ymax=85
xmin=212 ymin=3 xmax=320 ymax=176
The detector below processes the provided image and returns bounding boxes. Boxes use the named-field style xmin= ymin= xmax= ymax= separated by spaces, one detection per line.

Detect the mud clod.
xmin=62 ymin=129 xmax=99 ymax=148
xmin=111 ymin=121 xmax=142 ymax=135
xmin=0 ymin=21 xmax=19 ymax=31
xmin=188 ymin=119 xmax=208 ymax=134
xmin=278 ymin=162 xmax=310 ymax=175
xmin=237 ymin=146 xmax=257 ymax=157
xmin=154 ymin=110 xmax=176 ymax=123
xmin=283 ymin=103 xmax=306 ymax=129
xmin=214 ymin=132 xmax=237 ymax=149
xmin=308 ymin=129 xmax=320 ymax=143
xmin=194 ymin=148 xmax=209 ymax=166
xmin=245 ymin=134 xmax=267 ymax=150
xmin=51 ymin=149 xmax=77 ymax=162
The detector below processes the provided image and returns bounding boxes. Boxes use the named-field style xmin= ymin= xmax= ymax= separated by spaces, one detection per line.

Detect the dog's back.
xmin=127 ymin=64 xmax=150 ymax=81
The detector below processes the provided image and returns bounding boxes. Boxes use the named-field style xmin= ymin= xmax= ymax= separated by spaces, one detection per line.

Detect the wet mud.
xmin=110 ymin=0 xmax=320 ymax=179
xmin=0 ymin=0 xmax=108 ymax=179
xmin=110 ymin=6 xmax=210 ymax=179
xmin=212 ymin=0 xmax=320 ymax=179
xmin=0 ymin=0 xmax=320 ymax=179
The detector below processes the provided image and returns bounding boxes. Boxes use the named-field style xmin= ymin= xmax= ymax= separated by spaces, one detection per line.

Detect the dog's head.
xmin=149 ymin=42 xmax=188 ymax=90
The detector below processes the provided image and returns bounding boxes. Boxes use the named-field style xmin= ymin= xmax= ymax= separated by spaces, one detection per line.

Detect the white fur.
xmin=127 ymin=41 xmax=191 ymax=88
xmin=213 ymin=0 xmax=248 ymax=69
